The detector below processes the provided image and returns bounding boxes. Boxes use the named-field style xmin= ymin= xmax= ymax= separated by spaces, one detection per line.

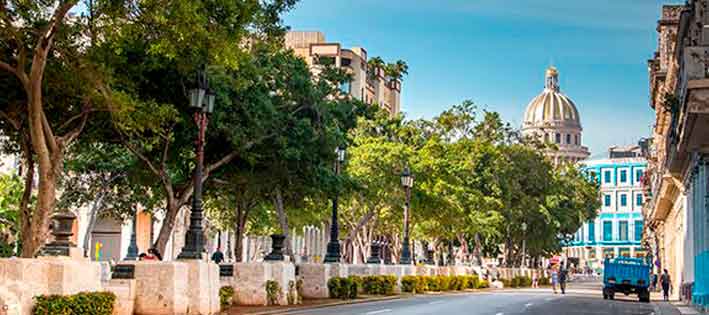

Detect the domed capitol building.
xmin=521 ymin=67 xmax=590 ymax=164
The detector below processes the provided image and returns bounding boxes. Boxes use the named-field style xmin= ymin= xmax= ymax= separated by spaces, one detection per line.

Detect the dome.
xmin=522 ymin=67 xmax=581 ymax=129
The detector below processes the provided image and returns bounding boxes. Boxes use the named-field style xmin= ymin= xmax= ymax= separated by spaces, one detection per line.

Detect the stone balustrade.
xmin=0 ymin=253 xmax=544 ymax=315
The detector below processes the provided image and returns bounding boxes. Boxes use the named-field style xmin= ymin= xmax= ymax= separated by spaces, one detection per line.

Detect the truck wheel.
xmin=638 ymin=290 xmax=650 ymax=303
xmin=603 ymin=293 xmax=608 ymax=300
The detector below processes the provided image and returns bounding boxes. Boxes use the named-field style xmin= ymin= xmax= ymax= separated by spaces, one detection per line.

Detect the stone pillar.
xmin=232 ymin=262 xmax=295 ymax=305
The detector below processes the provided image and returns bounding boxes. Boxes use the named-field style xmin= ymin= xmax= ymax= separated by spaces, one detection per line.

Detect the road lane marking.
xmin=524 ymin=303 xmax=533 ymax=307
xmin=428 ymin=301 xmax=444 ymax=305
xmin=495 ymin=313 xmax=504 ymax=315
xmin=365 ymin=309 xmax=392 ymax=315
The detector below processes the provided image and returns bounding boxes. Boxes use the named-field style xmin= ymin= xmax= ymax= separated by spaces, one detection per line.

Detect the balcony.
xmin=666 ymin=46 xmax=709 ymax=174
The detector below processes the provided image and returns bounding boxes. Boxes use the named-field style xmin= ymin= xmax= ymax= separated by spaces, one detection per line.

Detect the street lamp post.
xmin=177 ymin=68 xmax=215 ymax=260
xmin=399 ymin=166 xmax=414 ymax=265
xmin=324 ymin=147 xmax=346 ymax=263
xmin=521 ymin=222 xmax=527 ymax=268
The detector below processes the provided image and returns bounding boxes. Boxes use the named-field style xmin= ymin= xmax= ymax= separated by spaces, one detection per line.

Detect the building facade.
xmin=646 ymin=2 xmax=709 ymax=308
xmin=565 ymin=150 xmax=647 ymax=271
xmin=285 ymin=31 xmax=402 ymax=116
xmin=521 ymin=67 xmax=590 ymax=164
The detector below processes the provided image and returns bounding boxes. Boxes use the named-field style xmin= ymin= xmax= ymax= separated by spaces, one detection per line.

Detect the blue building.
xmin=565 ymin=152 xmax=647 ymax=271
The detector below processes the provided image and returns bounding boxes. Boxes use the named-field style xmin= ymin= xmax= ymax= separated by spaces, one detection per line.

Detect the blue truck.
xmin=602 ymin=256 xmax=652 ymax=302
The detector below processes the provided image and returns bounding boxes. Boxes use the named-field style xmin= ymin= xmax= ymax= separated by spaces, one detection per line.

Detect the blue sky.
xmin=284 ymin=0 xmax=684 ymax=157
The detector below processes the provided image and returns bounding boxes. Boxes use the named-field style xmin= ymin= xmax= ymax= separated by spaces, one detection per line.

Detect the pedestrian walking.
xmin=559 ymin=268 xmax=568 ymax=294
xmin=661 ymin=269 xmax=671 ymax=301
xmin=532 ymin=275 xmax=539 ymax=288
xmin=651 ymin=273 xmax=658 ymax=292
xmin=550 ymin=266 xmax=559 ymax=294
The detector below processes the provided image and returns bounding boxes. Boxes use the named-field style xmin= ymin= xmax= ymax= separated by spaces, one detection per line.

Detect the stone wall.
xmin=0 ymin=257 xmax=103 ymax=315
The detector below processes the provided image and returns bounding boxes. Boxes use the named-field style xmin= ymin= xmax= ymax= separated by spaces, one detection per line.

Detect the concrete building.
xmin=565 ymin=146 xmax=647 ymax=272
xmin=285 ymin=31 xmax=402 ymax=116
xmin=646 ymin=2 xmax=709 ymax=308
xmin=521 ymin=67 xmax=590 ymax=164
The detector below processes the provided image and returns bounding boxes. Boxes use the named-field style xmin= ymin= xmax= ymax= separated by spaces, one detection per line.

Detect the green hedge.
xmin=501 ymin=276 xmax=533 ymax=288
xmin=328 ymin=277 xmax=358 ymax=299
xmin=33 ymin=292 xmax=116 ymax=315
xmin=362 ymin=275 xmax=397 ymax=295
xmin=219 ymin=286 xmax=234 ymax=309
xmin=538 ymin=277 xmax=550 ymax=285
xmin=400 ymin=275 xmax=482 ymax=293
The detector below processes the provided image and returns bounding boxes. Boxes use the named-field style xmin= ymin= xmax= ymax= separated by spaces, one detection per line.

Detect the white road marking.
xmin=524 ymin=303 xmax=533 ymax=307
xmin=495 ymin=313 xmax=504 ymax=315
xmin=428 ymin=301 xmax=444 ymax=305
xmin=365 ymin=309 xmax=392 ymax=315
xmin=545 ymin=297 xmax=554 ymax=301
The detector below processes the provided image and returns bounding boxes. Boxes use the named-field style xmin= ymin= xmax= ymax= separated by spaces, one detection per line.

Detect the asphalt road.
xmin=286 ymin=281 xmax=681 ymax=315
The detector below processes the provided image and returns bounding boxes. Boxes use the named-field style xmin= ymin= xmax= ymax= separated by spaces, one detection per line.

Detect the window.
xmin=589 ymin=171 xmax=598 ymax=183
xmin=604 ymin=194 xmax=611 ymax=207
xmin=636 ymin=169 xmax=644 ymax=182
xmin=620 ymin=194 xmax=627 ymax=207
xmin=339 ymin=81 xmax=351 ymax=94
xmin=603 ymin=221 xmax=613 ymax=241
xmin=603 ymin=248 xmax=615 ymax=259
xmin=575 ymin=134 xmax=579 ymax=145
xmin=604 ymin=170 xmax=612 ymax=184
xmin=566 ymin=134 xmax=571 ymax=144
xmin=544 ymin=133 xmax=550 ymax=142
xmin=636 ymin=194 xmax=643 ymax=206
xmin=340 ymin=57 xmax=352 ymax=67
xmin=588 ymin=221 xmax=595 ymax=242
xmin=619 ymin=221 xmax=628 ymax=241
xmin=555 ymin=133 xmax=561 ymax=144
xmin=620 ymin=170 xmax=628 ymax=183
xmin=635 ymin=220 xmax=643 ymax=241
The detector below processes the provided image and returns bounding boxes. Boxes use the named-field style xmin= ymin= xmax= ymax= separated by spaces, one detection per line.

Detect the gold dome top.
xmin=522 ymin=67 xmax=581 ymax=127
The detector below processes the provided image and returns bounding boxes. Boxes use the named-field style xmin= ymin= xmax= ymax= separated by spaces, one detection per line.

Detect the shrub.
xmin=500 ymin=278 xmax=511 ymax=288
xmin=415 ymin=276 xmax=428 ymax=293
xmin=362 ymin=275 xmax=397 ymax=295
xmin=219 ymin=286 xmax=235 ymax=309
xmin=435 ymin=275 xmax=451 ymax=291
xmin=265 ymin=280 xmax=281 ymax=305
xmin=328 ymin=277 xmax=358 ymax=299
xmin=449 ymin=276 xmax=464 ymax=291
xmin=33 ymin=292 xmax=116 ymax=315
xmin=538 ymin=277 xmax=550 ymax=286
xmin=478 ymin=279 xmax=490 ymax=288
xmin=348 ymin=275 xmax=364 ymax=293
xmin=425 ymin=276 xmax=440 ymax=291
xmin=518 ymin=276 xmax=532 ymax=287
xmin=467 ymin=275 xmax=480 ymax=289
xmin=401 ymin=276 xmax=418 ymax=293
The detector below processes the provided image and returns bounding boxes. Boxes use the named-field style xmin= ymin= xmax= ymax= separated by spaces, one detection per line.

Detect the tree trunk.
xmin=82 ymin=193 xmax=105 ymax=256
xmin=273 ymin=187 xmax=291 ymax=256
xmin=18 ymin=151 xmax=34 ymax=257
xmin=153 ymin=200 xmax=180 ymax=255
xmin=473 ymin=233 xmax=483 ymax=266
xmin=233 ymin=203 xmax=250 ymax=262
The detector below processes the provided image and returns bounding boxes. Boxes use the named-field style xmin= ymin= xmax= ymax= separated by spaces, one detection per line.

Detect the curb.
xmin=229 ymin=295 xmax=403 ymax=315
xmin=226 ymin=289 xmax=499 ymax=315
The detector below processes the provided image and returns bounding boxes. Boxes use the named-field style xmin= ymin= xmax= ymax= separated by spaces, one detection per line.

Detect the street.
xmin=286 ymin=282 xmax=681 ymax=315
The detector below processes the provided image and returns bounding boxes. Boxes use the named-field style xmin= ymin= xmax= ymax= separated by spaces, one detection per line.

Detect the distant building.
xmin=521 ymin=67 xmax=590 ymax=164
xmin=565 ymin=153 xmax=648 ymax=271
xmin=285 ymin=31 xmax=402 ymax=116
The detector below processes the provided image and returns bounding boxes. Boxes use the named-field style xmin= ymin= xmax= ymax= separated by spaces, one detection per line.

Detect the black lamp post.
xmin=324 ymin=147 xmax=346 ymax=263
xmin=399 ymin=166 xmax=414 ymax=265
xmin=177 ymin=68 xmax=215 ymax=260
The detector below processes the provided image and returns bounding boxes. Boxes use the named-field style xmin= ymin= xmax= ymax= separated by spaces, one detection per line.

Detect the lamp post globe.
xmin=399 ymin=165 xmax=414 ymax=265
